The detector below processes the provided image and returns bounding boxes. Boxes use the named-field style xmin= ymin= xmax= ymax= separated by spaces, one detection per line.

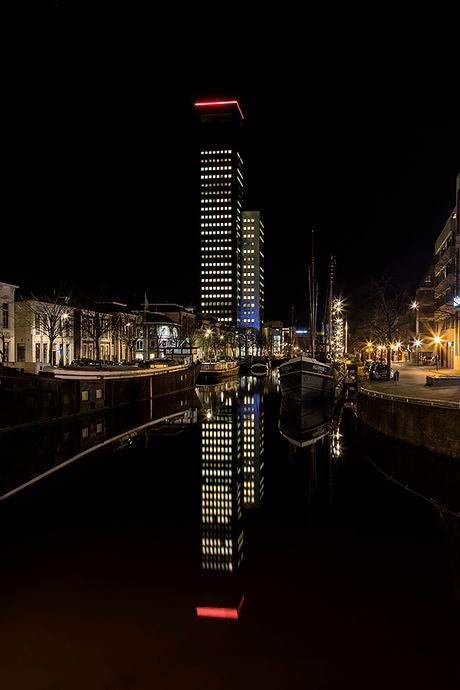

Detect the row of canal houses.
xmin=0 ymin=288 xmax=286 ymax=372
xmin=0 ymin=291 xmax=202 ymax=371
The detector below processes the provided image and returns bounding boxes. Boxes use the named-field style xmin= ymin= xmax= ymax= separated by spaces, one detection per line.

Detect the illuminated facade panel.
xmin=240 ymin=211 xmax=265 ymax=330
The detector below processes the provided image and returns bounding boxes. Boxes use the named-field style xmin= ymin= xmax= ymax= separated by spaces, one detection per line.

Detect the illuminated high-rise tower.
xmin=195 ymin=100 xmax=244 ymax=325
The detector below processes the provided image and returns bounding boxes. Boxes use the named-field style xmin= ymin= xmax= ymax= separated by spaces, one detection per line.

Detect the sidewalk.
xmin=359 ymin=363 xmax=460 ymax=406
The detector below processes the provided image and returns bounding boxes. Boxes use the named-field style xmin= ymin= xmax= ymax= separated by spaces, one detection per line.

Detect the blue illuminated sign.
xmin=454 ymin=295 xmax=460 ymax=308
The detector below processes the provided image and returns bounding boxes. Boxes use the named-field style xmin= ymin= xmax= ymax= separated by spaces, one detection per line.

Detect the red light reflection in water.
xmin=194 ymin=100 xmax=244 ymax=119
xmin=196 ymin=596 xmax=244 ymax=619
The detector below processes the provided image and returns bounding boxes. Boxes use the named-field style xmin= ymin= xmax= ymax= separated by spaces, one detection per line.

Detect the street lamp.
xmin=434 ymin=336 xmax=441 ymax=370
xmin=411 ymin=301 xmax=420 ymax=362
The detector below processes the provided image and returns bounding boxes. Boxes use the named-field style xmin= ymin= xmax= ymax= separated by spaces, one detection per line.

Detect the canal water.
xmin=0 ymin=373 xmax=459 ymax=690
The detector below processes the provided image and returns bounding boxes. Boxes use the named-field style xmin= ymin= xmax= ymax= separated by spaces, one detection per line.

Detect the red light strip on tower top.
xmin=194 ymin=100 xmax=244 ymax=119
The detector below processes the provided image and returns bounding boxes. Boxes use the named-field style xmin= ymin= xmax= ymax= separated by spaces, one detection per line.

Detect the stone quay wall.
xmin=357 ymin=389 xmax=460 ymax=461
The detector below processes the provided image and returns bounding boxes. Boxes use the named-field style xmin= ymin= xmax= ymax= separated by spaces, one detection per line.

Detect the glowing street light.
xmin=434 ymin=335 xmax=441 ymax=370
xmin=414 ymin=338 xmax=422 ymax=366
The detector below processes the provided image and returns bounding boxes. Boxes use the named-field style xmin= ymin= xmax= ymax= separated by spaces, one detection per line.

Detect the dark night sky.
xmin=4 ymin=6 xmax=460 ymax=329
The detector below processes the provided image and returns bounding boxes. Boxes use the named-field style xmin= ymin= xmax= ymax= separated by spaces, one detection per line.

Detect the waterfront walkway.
xmin=360 ymin=363 xmax=460 ymax=407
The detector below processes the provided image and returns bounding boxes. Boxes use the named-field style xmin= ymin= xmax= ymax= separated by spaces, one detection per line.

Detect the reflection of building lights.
xmin=331 ymin=428 xmax=341 ymax=458
xmin=201 ymin=412 xmax=243 ymax=572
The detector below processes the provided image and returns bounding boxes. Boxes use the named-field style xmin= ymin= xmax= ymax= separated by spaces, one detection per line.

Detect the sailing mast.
xmin=308 ymin=230 xmax=318 ymax=359
xmin=327 ymin=255 xmax=336 ymax=358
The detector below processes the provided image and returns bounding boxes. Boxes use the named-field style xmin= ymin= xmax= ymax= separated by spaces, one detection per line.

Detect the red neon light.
xmin=196 ymin=596 xmax=244 ymax=619
xmin=194 ymin=100 xmax=244 ymax=120
xmin=196 ymin=606 xmax=238 ymax=619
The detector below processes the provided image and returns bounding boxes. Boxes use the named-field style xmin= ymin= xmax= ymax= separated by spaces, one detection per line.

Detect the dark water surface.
xmin=1 ymin=373 xmax=459 ymax=689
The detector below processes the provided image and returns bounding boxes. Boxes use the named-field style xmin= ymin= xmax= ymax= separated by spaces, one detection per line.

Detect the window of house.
xmin=2 ymin=303 xmax=8 ymax=328
xmin=17 ymin=343 xmax=26 ymax=361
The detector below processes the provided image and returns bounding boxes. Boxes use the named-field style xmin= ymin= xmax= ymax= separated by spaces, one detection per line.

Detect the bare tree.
xmin=79 ymin=300 xmax=125 ymax=362
xmin=238 ymin=326 xmax=259 ymax=358
xmin=355 ymin=274 xmax=412 ymax=375
xmin=17 ymin=288 xmax=74 ymax=364
xmin=117 ymin=317 xmax=136 ymax=362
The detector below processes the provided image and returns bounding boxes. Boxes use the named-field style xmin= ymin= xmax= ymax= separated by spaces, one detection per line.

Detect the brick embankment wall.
xmin=357 ymin=391 xmax=460 ymax=461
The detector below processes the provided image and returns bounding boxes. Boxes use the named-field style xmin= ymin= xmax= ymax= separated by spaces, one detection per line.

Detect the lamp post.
xmin=414 ymin=339 xmax=421 ymax=366
xmin=434 ymin=336 xmax=441 ymax=370
xmin=412 ymin=301 xmax=419 ymax=364
xmin=365 ymin=341 xmax=373 ymax=363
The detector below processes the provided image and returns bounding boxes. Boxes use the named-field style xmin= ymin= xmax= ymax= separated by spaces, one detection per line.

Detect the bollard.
xmin=394 ymin=370 xmax=400 ymax=384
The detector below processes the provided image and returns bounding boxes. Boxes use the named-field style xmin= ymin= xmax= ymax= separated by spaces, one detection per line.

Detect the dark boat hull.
xmin=197 ymin=362 xmax=240 ymax=381
xmin=279 ymin=356 xmax=336 ymax=402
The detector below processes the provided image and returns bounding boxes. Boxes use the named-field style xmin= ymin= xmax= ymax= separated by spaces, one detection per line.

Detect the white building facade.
xmin=14 ymin=300 xmax=75 ymax=369
xmin=0 ymin=282 xmax=19 ymax=363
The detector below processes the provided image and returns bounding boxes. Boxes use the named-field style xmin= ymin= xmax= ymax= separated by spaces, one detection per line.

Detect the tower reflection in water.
xmin=197 ymin=376 xmax=266 ymax=575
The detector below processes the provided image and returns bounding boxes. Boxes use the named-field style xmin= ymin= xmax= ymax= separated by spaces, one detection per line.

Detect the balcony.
xmin=435 ymin=244 xmax=456 ymax=274
xmin=434 ymin=272 xmax=456 ymax=300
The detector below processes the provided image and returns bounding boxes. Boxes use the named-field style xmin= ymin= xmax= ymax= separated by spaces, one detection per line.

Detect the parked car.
xmin=70 ymin=358 xmax=101 ymax=368
xmin=421 ymin=355 xmax=437 ymax=365
xmin=371 ymin=364 xmax=394 ymax=380
xmin=363 ymin=360 xmax=374 ymax=375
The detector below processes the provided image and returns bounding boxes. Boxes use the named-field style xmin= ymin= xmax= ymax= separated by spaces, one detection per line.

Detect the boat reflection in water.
xmin=0 ymin=389 xmax=201 ymax=501
xmin=278 ymin=394 xmax=342 ymax=528
xmin=278 ymin=398 xmax=335 ymax=448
